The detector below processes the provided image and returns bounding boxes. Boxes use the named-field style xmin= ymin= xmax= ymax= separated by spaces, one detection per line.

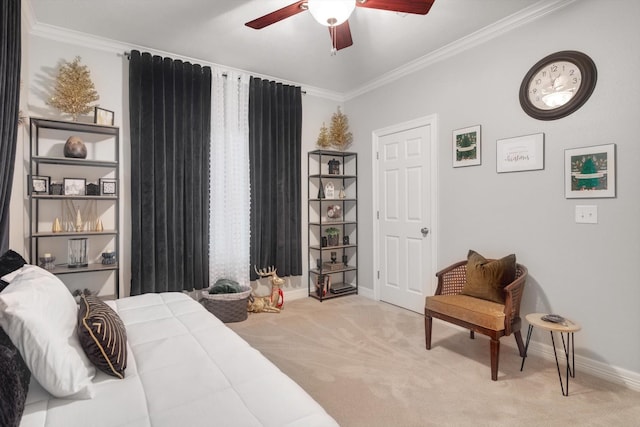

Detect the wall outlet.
xmin=575 ymin=205 xmax=598 ymax=224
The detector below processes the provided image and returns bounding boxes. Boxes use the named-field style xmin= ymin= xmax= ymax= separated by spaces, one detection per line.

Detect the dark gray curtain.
xmin=128 ymin=50 xmax=211 ymax=295
xmin=0 ymin=0 xmax=21 ymax=254
xmin=248 ymin=77 xmax=302 ymax=280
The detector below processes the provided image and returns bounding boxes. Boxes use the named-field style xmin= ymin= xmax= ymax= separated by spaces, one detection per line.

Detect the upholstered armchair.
xmin=424 ymin=251 xmax=528 ymax=381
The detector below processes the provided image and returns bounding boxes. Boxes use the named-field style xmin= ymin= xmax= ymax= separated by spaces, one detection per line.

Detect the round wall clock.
xmin=519 ymin=50 xmax=597 ymax=120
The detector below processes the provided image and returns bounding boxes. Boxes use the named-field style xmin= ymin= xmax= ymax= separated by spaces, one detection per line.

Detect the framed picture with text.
xmin=496 ymin=133 xmax=544 ymax=173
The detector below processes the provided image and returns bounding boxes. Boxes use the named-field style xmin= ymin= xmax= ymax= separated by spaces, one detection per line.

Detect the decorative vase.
xmin=64 ymin=136 xmax=87 ymax=159
xmin=52 ymin=217 xmax=62 ymax=232
xmin=39 ymin=254 xmax=56 ymax=271
xmin=68 ymin=238 xmax=88 ymax=268
xmin=101 ymin=251 xmax=116 ymax=265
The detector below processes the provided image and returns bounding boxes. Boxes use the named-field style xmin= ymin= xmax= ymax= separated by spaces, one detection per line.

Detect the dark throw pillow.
xmin=0 ymin=250 xmax=27 ymax=292
xmin=0 ymin=327 xmax=31 ymax=427
xmin=77 ymin=293 xmax=128 ymax=378
xmin=461 ymin=249 xmax=516 ymax=304
xmin=209 ymin=278 xmax=241 ymax=294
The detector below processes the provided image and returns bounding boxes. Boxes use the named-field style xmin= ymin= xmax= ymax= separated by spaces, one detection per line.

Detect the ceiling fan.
xmin=245 ymin=0 xmax=435 ymax=53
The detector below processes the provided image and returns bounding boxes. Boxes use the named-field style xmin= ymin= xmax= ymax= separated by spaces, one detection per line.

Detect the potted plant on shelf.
xmin=325 ymin=227 xmax=340 ymax=247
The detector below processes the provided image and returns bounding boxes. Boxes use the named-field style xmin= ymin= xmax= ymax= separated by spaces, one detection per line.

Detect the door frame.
xmin=371 ymin=114 xmax=439 ymax=302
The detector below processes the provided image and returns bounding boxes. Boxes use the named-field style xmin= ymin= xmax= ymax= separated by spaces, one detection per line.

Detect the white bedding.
xmin=20 ymin=292 xmax=338 ymax=427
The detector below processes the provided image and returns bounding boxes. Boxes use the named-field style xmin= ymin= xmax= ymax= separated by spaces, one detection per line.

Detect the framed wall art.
xmin=64 ymin=178 xmax=86 ymax=196
xmin=95 ymin=107 xmax=114 ymax=126
xmin=30 ymin=175 xmax=50 ymax=195
xmin=99 ymin=178 xmax=118 ymax=196
xmin=565 ymin=143 xmax=616 ymax=198
xmin=496 ymin=133 xmax=544 ymax=173
xmin=453 ymin=125 xmax=481 ymax=167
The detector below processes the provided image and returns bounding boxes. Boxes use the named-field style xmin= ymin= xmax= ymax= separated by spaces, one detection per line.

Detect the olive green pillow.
xmin=461 ymin=250 xmax=516 ymax=304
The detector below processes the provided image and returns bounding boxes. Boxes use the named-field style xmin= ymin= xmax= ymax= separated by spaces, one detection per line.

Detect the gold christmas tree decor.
xmin=49 ymin=56 xmax=99 ymax=120
xmin=316 ymin=122 xmax=331 ymax=149
xmin=329 ymin=107 xmax=353 ymax=151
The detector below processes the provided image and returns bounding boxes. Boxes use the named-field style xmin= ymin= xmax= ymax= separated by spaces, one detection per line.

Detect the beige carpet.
xmin=228 ymin=295 xmax=640 ymax=427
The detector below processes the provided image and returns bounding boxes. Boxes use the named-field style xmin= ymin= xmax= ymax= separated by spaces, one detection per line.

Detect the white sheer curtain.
xmin=209 ymin=70 xmax=250 ymax=287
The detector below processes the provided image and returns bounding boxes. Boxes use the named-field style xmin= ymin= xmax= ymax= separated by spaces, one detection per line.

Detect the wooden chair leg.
xmin=514 ymin=330 xmax=526 ymax=357
xmin=425 ymin=313 xmax=433 ymax=350
xmin=490 ymin=338 xmax=500 ymax=381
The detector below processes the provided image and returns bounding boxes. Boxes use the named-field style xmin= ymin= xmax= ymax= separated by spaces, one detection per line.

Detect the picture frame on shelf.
xmin=63 ymin=178 xmax=86 ymax=196
xmin=324 ymin=181 xmax=335 ymax=199
xmin=327 ymin=204 xmax=342 ymax=220
xmin=453 ymin=125 xmax=481 ymax=167
xmin=95 ymin=107 xmax=114 ymax=126
xmin=565 ymin=143 xmax=616 ymax=199
xmin=99 ymin=178 xmax=118 ymax=196
xmin=30 ymin=175 xmax=50 ymax=195
xmin=496 ymin=133 xmax=544 ymax=173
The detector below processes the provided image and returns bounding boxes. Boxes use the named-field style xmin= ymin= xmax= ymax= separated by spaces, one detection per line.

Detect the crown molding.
xmin=22 ymin=0 xmax=574 ymax=103
xmin=344 ymin=0 xmax=578 ymax=101
xmin=23 ymin=4 xmax=344 ymax=103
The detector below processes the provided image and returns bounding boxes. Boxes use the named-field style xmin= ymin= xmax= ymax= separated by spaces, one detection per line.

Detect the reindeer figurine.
xmin=247 ymin=265 xmax=285 ymax=313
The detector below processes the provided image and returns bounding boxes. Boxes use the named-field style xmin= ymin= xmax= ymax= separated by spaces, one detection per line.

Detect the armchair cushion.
xmin=460 ymin=250 xmax=516 ymax=303
xmin=425 ymin=295 xmax=506 ymax=331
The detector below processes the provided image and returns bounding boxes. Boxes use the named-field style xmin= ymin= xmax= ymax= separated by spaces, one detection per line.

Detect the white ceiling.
xmin=28 ymin=0 xmax=568 ymax=96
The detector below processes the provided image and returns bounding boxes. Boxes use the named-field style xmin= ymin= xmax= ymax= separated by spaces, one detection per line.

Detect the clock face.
xmin=519 ymin=51 xmax=597 ymax=121
xmin=527 ymin=61 xmax=582 ymax=110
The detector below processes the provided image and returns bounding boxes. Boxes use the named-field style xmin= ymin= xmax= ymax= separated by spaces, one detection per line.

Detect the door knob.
xmin=421 ymin=227 xmax=429 ymax=237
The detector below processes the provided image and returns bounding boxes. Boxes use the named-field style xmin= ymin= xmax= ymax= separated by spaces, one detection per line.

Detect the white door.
xmin=376 ymin=120 xmax=435 ymax=313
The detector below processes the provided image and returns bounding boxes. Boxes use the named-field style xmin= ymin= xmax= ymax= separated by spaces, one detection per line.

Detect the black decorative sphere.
xmin=64 ymin=136 xmax=87 ymax=158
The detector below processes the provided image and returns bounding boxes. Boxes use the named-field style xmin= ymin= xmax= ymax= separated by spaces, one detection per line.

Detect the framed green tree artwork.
xmin=453 ymin=125 xmax=481 ymax=167
xmin=565 ymin=143 xmax=616 ymax=198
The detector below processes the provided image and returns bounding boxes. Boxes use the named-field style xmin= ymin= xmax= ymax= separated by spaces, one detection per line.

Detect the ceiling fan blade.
xmin=245 ymin=1 xmax=307 ymax=29
xmin=356 ymin=0 xmax=435 ymax=15
xmin=330 ymin=20 xmax=353 ymax=51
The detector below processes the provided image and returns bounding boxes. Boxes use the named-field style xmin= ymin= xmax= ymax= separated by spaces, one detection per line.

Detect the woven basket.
xmin=199 ymin=286 xmax=251 ymax=323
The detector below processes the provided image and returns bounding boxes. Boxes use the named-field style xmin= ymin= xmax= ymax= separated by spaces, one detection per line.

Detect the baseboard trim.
xmin=286 ymin=290 xmax=640 ymax=391
xmin=521 ymin=339 xmax=640 ymax=392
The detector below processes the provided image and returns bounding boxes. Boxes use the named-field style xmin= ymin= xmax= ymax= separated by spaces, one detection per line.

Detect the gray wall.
xmin=345 ymin=0 xmax=640 ymax=375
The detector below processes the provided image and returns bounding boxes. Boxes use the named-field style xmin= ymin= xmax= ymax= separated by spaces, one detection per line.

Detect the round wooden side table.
xmin=520 ymin=313 xmax=581 ymax=396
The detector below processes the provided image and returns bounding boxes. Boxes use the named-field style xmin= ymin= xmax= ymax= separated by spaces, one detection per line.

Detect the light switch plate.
xmin=575 ymin=205 xmax=598 ymax=224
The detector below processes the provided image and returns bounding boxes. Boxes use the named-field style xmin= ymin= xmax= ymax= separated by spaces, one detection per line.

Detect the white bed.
xmin=18 ymin=292 xmax=338 ymax=427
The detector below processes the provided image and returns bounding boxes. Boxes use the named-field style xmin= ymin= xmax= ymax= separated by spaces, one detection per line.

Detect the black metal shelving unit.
xmin=29 ymin=117 xmax=120 ymax=299
xmin=307 ymin=149 xmax=358 ymax=301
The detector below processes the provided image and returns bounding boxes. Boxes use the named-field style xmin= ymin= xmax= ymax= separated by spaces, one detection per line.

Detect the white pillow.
xmin=0 ymin=265 xmax=95 ymax=398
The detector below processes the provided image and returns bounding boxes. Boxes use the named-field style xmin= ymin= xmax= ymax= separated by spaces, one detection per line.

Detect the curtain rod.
xmin=123 ymin=51 xmax=305 ymax=94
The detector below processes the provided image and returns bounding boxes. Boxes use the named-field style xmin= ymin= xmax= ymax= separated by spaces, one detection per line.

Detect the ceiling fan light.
xmin=308 ymin=0 xmax=355 ymax=27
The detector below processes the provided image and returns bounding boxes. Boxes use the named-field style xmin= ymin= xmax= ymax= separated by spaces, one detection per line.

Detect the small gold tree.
xmin=49 ymin=57 xmax=99 ymax=120
xmin=329 ymin=107 xmax=353 ymax=151
xmin=316 ymin=122 xmax=331 ymax=149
